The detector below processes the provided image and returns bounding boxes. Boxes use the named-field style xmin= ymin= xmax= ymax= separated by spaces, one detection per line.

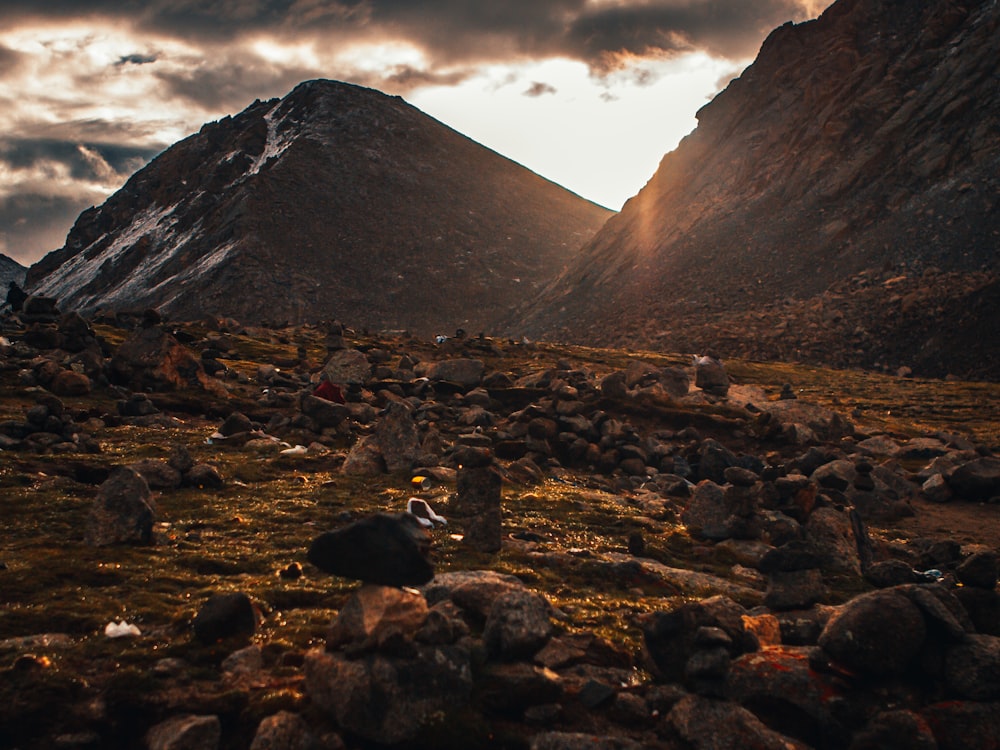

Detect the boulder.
xmin=483 ymin=589 xmax=554 ymax=661
xmin=299 ymin=394 xmax=348 ymax=429
xmin=373 ymin=401 xmax=421 ymax=473
xmin=49 ymin=370 xmax=91 ymax=397
xmin=18 ymin=295 xmax=61 ymax=324
xmin=322 ymin=348 xmax=371 ymax=385
xmin=192 ymin=592 xmax=257 ymax=644
xmin=681 ymin=480 xmax=731 ymax=540
xmin=452 ymin=463 xmax=503 ymax=553
xmin=424 ymin=358 xmax=485 ymax=388
xmin=944 ymin=634 xmax=1000 ymax=700
xmin=726 ymin=646 xmax=850 ymax=748
xmin=129 ymin=459 xmax=183 ymax=490
xmin=818 ymin=588 xmax=926 ymax=676
xmin=694 ymin=356 xmax=729 ymax=396
xmin=641 ymin=596 xmax=757 ymax=683
xmin=85 ymin=467 xmax=155 ymax=546
xmin=920 ymin=700 xmax=1000 ymax=750
xmin=186 ymin=464 xmax=224 ymax=489
xmin=304 ymin=643 xmax=473 ymax=745
xmin=422 ymin=570 xmax=528 ymax=617
xmin=109 ymin=325 xmax=223 ymax=394
xmin=249 ymin=711 xmax=313 ymax=750
xmin=146 ymin=714 xmax=221 ymax=750
xmin=947 ymin=457 xmax=1000 ymax=500
xmin=341 ymin=436 xmax=386 ymax=476
xmin=804 ymin=507 xmax=861 ymax=575
xmin=668 ymin=695 xmax=811 ymax=750
xmin=327 ymin=585 xmax=429 ymax=651
xmin=956 ymin=551 xmax=998 ymax=589
xmin=307 ymin=513 xmax=434 ymax=587
xmin=847 ymin=709 xmax=938 ymax=750
xmin=476 ymin=662 xmax=563 ymax=715
xmin=764 ymin=568 xmax=826 ymax=611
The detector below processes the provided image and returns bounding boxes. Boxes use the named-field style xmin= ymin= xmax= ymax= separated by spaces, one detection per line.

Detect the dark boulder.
xmin=308 ymin=512 xmax=434 ymax=587
xmin=85 ymin=467 xmax=155 ymax=546
xmin=192 ymin=592 xmax=257 ymax=643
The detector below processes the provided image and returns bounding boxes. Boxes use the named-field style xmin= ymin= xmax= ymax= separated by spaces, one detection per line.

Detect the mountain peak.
xmin=26 ymin=81 xmax=611 ymax=332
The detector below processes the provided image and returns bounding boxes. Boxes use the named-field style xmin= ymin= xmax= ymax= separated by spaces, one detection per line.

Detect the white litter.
xmin=406 ymin=497 xmax=447 ymax=527
xmin=280 ymin=445 xmax=308 ymax=456
xmin=105 ymin=620 xmax=141 ymax=638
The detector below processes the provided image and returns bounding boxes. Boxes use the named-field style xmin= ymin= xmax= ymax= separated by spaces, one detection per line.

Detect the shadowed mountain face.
xmin=518 ymin=0 xmax=1000 ymax=380
xmin=25 ymin=80 xmax=611 ymax=334
xmin=0 ymin=254 xmax=26 ymax=291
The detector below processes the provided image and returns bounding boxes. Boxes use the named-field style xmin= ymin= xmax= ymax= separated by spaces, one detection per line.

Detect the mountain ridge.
xmin=516 ymin=0 xmax=999 ymax=379
xmin=26 ymin=80 xmax=612 ymax=333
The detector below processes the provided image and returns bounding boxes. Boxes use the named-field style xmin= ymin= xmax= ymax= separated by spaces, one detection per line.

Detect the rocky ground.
xmin=2 ymin=301 xmax=1000 ymax=750
xmin=604 ymin=267 xmax=1000 ymax=384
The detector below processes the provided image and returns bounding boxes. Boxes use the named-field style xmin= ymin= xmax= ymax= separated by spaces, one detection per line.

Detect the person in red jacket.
xmin=313 ymin=373 xmax=345 ymax=403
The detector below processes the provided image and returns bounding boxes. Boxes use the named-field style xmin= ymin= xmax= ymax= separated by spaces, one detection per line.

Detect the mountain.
xmin=25 ymin=80 xmax=611 ymax=333
xmin=1 ymin=253 xmax=26 ymax=293
xmin=517 ymin=0 xmax=1000 ymax=380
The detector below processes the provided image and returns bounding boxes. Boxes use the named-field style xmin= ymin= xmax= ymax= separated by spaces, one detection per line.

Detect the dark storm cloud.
xmin=0 ymin=44 xmax=25 ymax=72
xmin=0 ymin=193 xmax=95 ymax=264
xmin=565 ymin=0 xmax=811 ymax=66
xmin=153 ymin=60 xmax=321 ymax=111
xmin=0 ymin=137 xmax=160 ymax=182
xmin=0 ymin=1 xmax=814 ymax=69
xmin=524 ymin=81 xmax=557 ymax=97
xmin=0 ymin=137 xmax=162 ymax=263
xmin=117 ymin=53 xmax=158 ymax=66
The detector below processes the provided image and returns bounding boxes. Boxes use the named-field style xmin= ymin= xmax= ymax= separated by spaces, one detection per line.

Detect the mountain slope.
xmin=0 ymin=253 xmax=26 ymax=292
xmin=518 ymin=0 xmax=1000 ymax=379
xmin=26 ymin=80 xmax=612 ymax=333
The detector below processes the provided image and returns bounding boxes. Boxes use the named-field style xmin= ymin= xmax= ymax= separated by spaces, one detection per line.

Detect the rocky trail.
xmin=2 ymin=302 xmax=1000 ymax=749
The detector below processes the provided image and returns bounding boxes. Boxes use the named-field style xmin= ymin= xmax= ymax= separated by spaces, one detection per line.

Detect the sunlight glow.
xmin=250 ymin=37 xmax=321 ymax=68
xmin=410 ymin=54 xmax=743 ymax=210
xmin=334 ymin=40 xmax=429 ymax=74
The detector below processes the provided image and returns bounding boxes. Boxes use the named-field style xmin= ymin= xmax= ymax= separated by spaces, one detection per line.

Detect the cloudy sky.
xmin=0 ymin=0 xmax=829 ymax=267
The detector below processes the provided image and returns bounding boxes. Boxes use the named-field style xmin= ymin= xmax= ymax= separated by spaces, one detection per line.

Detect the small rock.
xmin=192 ymin=592 xmax=257 ymax=644
xmin=956 ymin=551 xmax=998 ymax=589
xmin=249 ymin=711 xmax=314 ymax=750
xmin=146 ymin=714 xmax=221 ymax=750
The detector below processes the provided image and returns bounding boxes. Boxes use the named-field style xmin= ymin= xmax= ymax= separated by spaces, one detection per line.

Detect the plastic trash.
xmin=411 ymin=475 xmax=432 ymax=491
xmin=105 ymin=620 xmax=141 ymax=638
xmin=406 ymin=497 xmax=447 ymax=528
xmin=280 ymin=445 xmax=308 ymax=455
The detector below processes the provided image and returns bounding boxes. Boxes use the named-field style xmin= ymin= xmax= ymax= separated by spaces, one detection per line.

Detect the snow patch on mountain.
xmin=33 ymin=203 xmax=179 ymax=304
xmin=247 ymin=104 xmax=295 ymax=176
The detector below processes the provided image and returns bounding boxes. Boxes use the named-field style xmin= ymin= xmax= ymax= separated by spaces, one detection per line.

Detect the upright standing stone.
xmin=452 ymin=447 xmax=503 ymax=553
xmin=85 ymin=467 xmax=155 ymax=546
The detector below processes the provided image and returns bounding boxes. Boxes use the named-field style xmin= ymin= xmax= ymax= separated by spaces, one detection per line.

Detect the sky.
xmin=0 ymin=0 xmax=830 ymax=267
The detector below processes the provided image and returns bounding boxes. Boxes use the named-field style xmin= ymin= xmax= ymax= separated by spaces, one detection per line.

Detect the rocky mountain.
xmin=0 ymin=253 xmax=26 ymax=292
xmin=25 ymin=80 xmax=611 ymax=333
xmin=517 ymin=0 xmax=1000 ymax=381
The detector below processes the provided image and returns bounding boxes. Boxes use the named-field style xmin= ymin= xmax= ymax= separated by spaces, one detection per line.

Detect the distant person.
xmin=313 ymin=372 xmax=346 ymax=404
xmin=5 ymin=281 xmax=27 ymax=313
